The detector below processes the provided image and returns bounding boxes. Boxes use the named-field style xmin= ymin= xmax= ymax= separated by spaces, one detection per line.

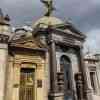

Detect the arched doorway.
xmin=60 ymin=55 xmax=73 ymax=100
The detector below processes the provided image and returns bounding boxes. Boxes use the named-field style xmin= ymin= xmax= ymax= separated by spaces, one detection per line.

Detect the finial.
xmin=0 ymin=8 xmax=10 ymax=25
xmin=4 ymin=14 xmax=10 ymax=21
xmin=40 ymin=0 xmax=55 ymax=16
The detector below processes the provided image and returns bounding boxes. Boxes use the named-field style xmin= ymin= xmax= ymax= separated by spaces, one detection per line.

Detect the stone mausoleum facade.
xmin=84 ymin=54 xmax=100 ymax=100
xmin=0 ymin=1 xmax=100 ymax=100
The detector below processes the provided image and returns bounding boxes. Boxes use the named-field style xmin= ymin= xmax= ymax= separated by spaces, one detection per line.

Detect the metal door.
xmin=19 ymin=68 xmax=35 ymax=100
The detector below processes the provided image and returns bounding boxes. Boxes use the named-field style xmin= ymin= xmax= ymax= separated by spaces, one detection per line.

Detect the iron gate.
xmin=19 ymin=68 xmax=35 ymax=100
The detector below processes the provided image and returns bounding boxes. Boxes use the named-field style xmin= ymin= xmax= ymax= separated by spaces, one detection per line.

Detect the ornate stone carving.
xmin=0 ymin=9 xmax=11 ymax=43
xmin=0 ymin=34 xmax=9 ymax=43
xmin=10 ymin=37 xmax=45 ymax=49
xmin=0 ymin=8 xmax=10 ymax=25
xmin=40 ymin=0 xmax=55 ymax=16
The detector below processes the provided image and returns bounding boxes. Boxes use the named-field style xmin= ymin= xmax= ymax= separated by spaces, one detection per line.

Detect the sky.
xmin=0 ymin=0 xmax=100 ymax=54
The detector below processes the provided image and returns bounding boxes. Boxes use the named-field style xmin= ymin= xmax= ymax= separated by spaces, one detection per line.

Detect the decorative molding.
xmin=10 ymin=37 xmax=45 ymax=49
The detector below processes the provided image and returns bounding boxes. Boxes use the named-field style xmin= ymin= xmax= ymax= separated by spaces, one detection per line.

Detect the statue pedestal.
xmin=0 ymin=44 xmax=8 ymax=100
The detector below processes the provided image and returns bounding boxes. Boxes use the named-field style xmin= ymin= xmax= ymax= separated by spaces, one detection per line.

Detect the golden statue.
xmin=40 ymin=0 xmax=55 ymax=16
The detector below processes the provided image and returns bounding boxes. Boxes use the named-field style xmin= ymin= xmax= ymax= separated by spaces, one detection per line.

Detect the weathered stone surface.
xmin=6 ymin=49 xmax=49 ymax=100
xmin=0 ymin=45 xmax=8 ymax=100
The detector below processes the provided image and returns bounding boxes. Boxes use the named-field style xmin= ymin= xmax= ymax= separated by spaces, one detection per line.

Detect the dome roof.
xmin=33 ymin=16 xmax=64 ymax=28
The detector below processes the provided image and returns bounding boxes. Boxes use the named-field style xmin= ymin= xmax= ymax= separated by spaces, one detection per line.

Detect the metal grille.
xmin=19 ymin=68 xmax=35 ymax=100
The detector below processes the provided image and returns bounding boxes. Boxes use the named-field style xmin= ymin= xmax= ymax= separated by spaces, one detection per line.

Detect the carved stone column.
xmin=48 ymin=34 xmax=64 ymax=100
xmin=49 ymin=39 xmax=58 ymax=93
xmin=0 ymin=9 xmax=11 ymax=100
xmin=79 ymin=47 xmax=93 ymax=100
xmin=0 ymin=43 xmax=8 ymax=100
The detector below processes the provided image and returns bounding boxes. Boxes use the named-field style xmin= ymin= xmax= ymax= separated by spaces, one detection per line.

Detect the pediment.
xmin=52 ymin=23 xmax=86 ymax=39
xmin=10 ymin=37 xmax=45 ymax=49
xmin=52 ymin=28 xmax=85 ymax=41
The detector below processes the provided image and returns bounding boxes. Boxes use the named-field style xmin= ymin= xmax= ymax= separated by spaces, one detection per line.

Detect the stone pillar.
xmin=49 ymin=39 xmax=58 ymax=93
xmin=79 ymin=47 xmax=93 ymax=100
xmin=0 ymin=10 xmax=11 ymax=100
xmin=48 ymin=34 xmax=64 ymax=100
xmin=0 ymin=43 xmax=8 ymax=100
xmin=0 ymin=34 xmax=10 ymax=100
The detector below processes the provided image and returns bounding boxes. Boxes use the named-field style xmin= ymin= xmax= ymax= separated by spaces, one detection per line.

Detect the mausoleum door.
xmin=19 ymin=68 xmax=35 ymax=100
xmin=60 ymin=56 xmax=73 ymax=100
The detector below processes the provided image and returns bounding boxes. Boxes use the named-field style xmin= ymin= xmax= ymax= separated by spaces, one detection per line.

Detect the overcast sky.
xmin=0 ymin=0 xmax=100 ymax=54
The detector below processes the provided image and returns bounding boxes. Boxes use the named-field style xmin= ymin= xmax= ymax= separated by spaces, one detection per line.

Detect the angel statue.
xmin=40 ymin=0 xmax=55 ymax=16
